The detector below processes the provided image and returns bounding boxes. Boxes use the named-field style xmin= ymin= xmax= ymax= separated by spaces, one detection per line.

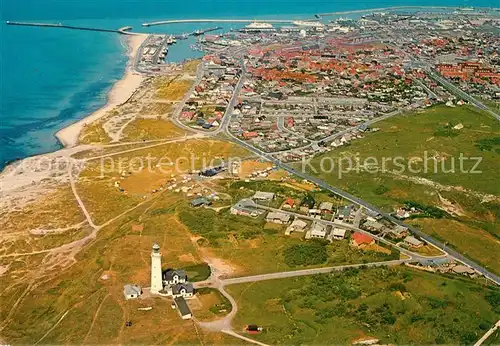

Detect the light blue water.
xmin=0 ymin=0 xmax=497 ymax=168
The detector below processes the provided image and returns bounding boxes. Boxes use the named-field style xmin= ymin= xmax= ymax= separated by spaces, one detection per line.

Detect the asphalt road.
xmin=427 ymin=70 xmax=500 ymax=121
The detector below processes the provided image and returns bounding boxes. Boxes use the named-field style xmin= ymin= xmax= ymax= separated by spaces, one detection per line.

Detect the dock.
xmin=5 ymin=21 xmax=140 ymax=35
xmin=191 ymin=26 xmax=222 ymax=36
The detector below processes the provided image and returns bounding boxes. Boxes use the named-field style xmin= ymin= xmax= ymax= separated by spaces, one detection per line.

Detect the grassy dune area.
xmin=76 ymin=139 xmax=248 ymax=225
xmin=307 ymin=105 xmax=500 ymax=274
xmin=121 ymin=118 xmax=185 ymax=141
xmin=227 ymin=266 xmax=500 ymax=345
xmin=0 ymin=193 xmax=209 ymax=344
xmin=154 ymin=78 xmax=194 ymax=101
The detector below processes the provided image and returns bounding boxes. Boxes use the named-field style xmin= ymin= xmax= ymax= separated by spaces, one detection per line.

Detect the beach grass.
xmin=154 ymin=78 xmax=194 ymax=101
xmin=121 ymin=118 xmax=185 ymax=141
xmin=79 ymin=120 xmax=112 ymax=144
xmin=0 ymin=187 xmax=84 ymax=232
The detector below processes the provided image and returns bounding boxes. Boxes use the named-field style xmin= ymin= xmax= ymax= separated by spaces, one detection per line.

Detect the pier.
xmin=191 ymin=26 xmax=222 ymax=36
xmin=142 ymin=19 xmax=296 ymax=27
xmin=5 ymin=21 xmax=141 ymax=35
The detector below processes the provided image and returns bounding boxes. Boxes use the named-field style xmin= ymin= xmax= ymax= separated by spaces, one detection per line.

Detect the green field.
xmin=305 ymin=105 xmax=500 ymax=274
xmin=181 ymin=263 xmax=211 ymax=282
xmin=226 ymin=266 xmax=500 ymax=345
xmin=194 ymin=287 xmax=232 ymax=321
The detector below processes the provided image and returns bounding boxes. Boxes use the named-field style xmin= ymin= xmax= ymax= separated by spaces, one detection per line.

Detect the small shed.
xmin=123 ymin=284 xmax=142 ymax=300
xmin=404 ymin=235 xmax=424 ymax=248
xmin=253 ymin=191 xmax=275 ymax=200
xmin=174 ymin=297 xmax=192 ymax=320
xmin=190 ymin=197 xmax=211 ymax=207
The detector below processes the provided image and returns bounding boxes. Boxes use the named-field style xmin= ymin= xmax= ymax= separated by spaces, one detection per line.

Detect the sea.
xmin=0 ymin=0 xmax=497 ymax=169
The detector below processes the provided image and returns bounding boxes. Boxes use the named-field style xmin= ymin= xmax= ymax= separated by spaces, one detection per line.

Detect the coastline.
xmin=55 ymin=33 xmax=148 ymax=148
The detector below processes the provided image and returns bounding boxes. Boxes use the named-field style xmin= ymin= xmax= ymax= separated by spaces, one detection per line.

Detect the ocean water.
xmin=0 ymin=0 xmax=497 ymax=168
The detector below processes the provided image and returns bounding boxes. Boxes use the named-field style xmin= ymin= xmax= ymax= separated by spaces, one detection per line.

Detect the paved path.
xmin=222 ymin=330 xmax=271 ymax=346
xmin=221 ymin=260 xmax=410 ymax=286
xmin=474 ymin=320 xmax=500 ymax=346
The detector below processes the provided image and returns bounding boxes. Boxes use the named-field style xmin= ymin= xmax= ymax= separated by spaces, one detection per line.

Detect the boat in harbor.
xmin=240 ymin=22 xmax=275 ymax=32
xmin=292 ymin=20 xmax=325 ymax=28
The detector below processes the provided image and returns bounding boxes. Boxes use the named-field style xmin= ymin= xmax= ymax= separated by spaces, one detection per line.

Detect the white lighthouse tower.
xmin=150 ymin=243 xmax=163 ymax=294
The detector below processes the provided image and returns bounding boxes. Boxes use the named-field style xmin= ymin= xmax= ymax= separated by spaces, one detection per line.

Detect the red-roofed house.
xmin=243 ymin=131 xmax=259 ymax=140
xmin=351 ymin=232 xmax=375 ymax=247
xmin=283 ymin=198 xmax=296 ymax=209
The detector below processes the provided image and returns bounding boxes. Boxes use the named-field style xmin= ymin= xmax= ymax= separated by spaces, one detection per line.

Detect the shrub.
xmin=373 ymin=185 xmax=390 ymax=195
xmin=283 ymin=241 xmax=328 ymax=267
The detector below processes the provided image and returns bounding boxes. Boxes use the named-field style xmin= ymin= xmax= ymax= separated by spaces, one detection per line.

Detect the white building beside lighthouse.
xmin=150 ymin=243 xmax=163 ymax=294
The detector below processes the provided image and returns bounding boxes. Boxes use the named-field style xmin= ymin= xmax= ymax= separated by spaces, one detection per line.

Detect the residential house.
xmin=283 ymin=198 xmax=296 ymax=209
xmin=308 ymin=209 xmax=322 ymax=216
xmin=390 ymin=225 xmax=409 ymax=239
xmin=300 ymin=195 xmax=315 ymax=212
xmin=163 ymin=269 xmax=187 ymax=285
xmin=174 ymin=297 xmax=193 ymax=320
xmin=266 ymin=211 xmax=291 ymax=224
xmin=285 ymin=219 xmax=308 ymax=235
xmin=310 ymin=222 xmax=327 ymax=239
xmin=253 ymin=191 xmax=275 ymax=201
xmin=230 ymin=204 xmax=262 ymax=217
xmin=404 ymin=235 xmax=424 ymax=248
xmin=351 ymin=232 xmax=375 ymax=247
xmin=319 ymin=201 xmax=334 ymax=214
xmin=336 ymin=205 xmax=353 ymax=220
xmin=243 ymin=131 xmax=259 ymax=139
xmin=171 ymin=283 xmax=194 ymax=298
xmin=395 ymin=208 xmax=410 ymax=219
xmin=363 ymin=220 xmax=385 ymax=233
xmin=123 ymin=284 xmax=142 ymax=300
xmin=452 ymin=265 xmax=476 ymax=277
xmin=327 ymin=228 xmax=347 ymax=241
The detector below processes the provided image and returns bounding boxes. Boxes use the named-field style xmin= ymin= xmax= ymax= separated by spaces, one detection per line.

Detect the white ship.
xmin=292 ymin=20 xmax=325 ymax=28
xmin=242 ymin=22 xmax=275 ymax=31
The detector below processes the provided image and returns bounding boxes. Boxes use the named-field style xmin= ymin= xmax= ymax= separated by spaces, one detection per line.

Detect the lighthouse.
xmin=150 ymin=243 xmax=163 ymax=294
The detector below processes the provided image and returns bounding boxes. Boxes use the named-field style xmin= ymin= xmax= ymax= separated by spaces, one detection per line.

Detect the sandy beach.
xmin=55 ymin=33 xmax=148 ymax=147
